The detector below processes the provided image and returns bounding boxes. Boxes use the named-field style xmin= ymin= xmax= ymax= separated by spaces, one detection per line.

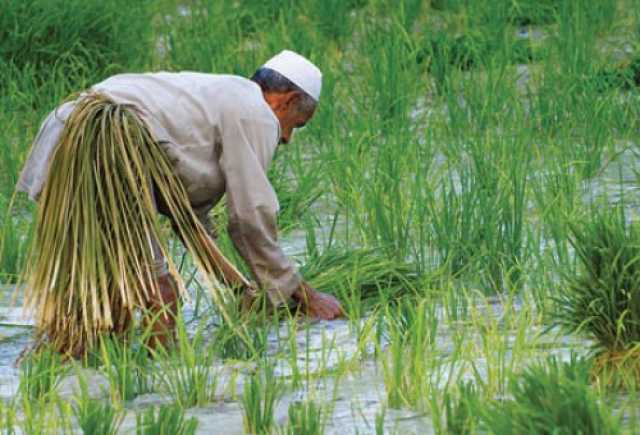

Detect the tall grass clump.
xmin=98 ymin=334 xmax=152 ymax=402
xmin=380 ymin=298 xmax=449 ymax=417
xmin=443 ymin=381 xmax=482 ymax=434
xmin=72 ymin=374 xmax=123 ymax=435
xmin=135 ymin=404 xmax=198 ymax=435
xmin=154 ymin=318 xmax=219 ymax=408
xmin=242 ymin=363 xmax=283 ymax=434
xmin=554 ymin=206 xmax=640 ymax=385
xmin=285 ymin=400 xmax=326 ymax=435
xmin=482 ymin=356 xmax=619 ymax=434
xmin=19 ymin=347 xmax=66 ymax=402
xmin=0 ymin=0 xmax=153 ymax=84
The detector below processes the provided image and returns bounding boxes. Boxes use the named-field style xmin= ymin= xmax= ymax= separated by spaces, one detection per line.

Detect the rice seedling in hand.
xmin=285 ymin=400 xmax=325 ymax=435
xmin=19 ymin=347 xmax=66 ymax=402
xmin=135 ymin=404 xmax=198 ymax=435
xmin=242 ymin=363 xmax=283 ymax=434
xmin=72 ymin=374 xmax=123 ymax=435
xmin=299 ymin=247 xmax=419 ymax=307
xmin=482 ymin=355 xmax=620 ymax=434
xmin=554 ymin=206 xmax=640 ymax=384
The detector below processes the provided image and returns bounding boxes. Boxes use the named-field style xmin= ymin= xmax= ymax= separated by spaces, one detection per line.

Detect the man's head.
xmin=252 ymin=50 xmax=322 ymax=144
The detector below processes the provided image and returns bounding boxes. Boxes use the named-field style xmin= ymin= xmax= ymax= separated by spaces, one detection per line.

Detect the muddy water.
xmin=0 ymin=279 xmax=591 ymax=434
xmin=0 ymin=148 xmax=638 ymax=432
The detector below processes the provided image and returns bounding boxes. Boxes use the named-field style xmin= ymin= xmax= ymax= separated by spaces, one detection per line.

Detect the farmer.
xmin=17 ymin=50 xmax=343 ymax=356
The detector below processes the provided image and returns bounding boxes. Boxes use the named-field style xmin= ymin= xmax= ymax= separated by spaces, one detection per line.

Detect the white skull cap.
xmin=263 ymin=50 xmax=322 ymax=101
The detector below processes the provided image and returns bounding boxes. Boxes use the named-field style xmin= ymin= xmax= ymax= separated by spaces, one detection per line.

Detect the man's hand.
xmin=292 ymin=281 xmax=345 ymax=320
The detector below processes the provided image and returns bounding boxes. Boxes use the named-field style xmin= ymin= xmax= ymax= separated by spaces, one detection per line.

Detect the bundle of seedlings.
xmin=23 ymin=94 xmax=251 ymax=357
xmin=554 ymin=206 xmax=640 ymax=386
xmin=299 ymin=246 xmax=420 ymax=306
xmin=482 ymin=356 xmax=619 ymax=434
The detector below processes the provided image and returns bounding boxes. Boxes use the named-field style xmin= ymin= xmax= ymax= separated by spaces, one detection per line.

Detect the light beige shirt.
xmin=17 ymin=72 xmax=300 ymax=305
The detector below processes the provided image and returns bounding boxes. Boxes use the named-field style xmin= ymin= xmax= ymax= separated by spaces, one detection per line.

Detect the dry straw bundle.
xmin=23 ymin=93 xmax=249 ymax=356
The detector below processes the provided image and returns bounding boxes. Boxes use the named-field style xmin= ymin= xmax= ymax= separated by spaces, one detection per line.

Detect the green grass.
xmin=482 ymin=356 xmax=620 ymax=434
xmin=0 ymin=0 xmax=153 ymax=84
xmin=153 ymin=318 xmax=219 ymax=408
xmin=2 ymin=0 xmax=640 ymax=432
xmin=19 ymin=347 xmax=67 ymax=402
xmin=242 ymin=363 xmax=283 ymax=434
xmin=284 ymin=400 xmax=326 ymax=435
xmin=72 ymin=374 xmax=123 ymax=435
xmin=97 ymin=334 xmax=153 ymax=402
xmin=554 ymin=205 xmax=640 ymax=385
xmin=135 ymin=404 xmax=198 ymax=435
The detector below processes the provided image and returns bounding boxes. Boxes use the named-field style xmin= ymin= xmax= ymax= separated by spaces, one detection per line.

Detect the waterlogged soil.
xmin=0 ymin=282 xmax=590 ymax=434
xmin=0 ymin=147 xmax=638 ymax=432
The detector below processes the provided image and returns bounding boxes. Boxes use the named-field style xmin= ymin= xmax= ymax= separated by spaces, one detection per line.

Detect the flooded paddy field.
xmin=3 ymin=0 xmax=640 ymax=433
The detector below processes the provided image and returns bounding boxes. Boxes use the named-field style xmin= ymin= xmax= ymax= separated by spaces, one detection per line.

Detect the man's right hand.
xmin=292 ymin=282 xmax=345 ymax=321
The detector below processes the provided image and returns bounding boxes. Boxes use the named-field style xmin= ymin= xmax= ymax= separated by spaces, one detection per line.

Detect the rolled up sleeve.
xmin=220 ymin=111 xmax=300 ymax=306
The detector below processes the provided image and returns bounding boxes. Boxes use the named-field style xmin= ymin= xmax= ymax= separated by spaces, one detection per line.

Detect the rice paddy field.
xmin=2 ymin=0 xmax=640 ymax=433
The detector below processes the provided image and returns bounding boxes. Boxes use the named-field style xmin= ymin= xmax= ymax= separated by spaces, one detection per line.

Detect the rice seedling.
xmin=0 ymin=400 xmax=17 ymax=435
xmin=0 ymin=0 xmax=153 ymax=83
xmin=3 ymin=0 xmax=640 ymax=432
xmin=380 ymin=297 xmax=462 ymax=421
xmin=153 ymin=317 xmax=219 ymax=408
xmin=71 ymin=373 xmax=123 ymax=435
xmin=443 ymin=380 xmax=482 ymax=434
xmin=299 ymin=246 xmax=420 ymax=308
xmin=284 ymin=400 xmax=326 ymax=435
xmin=481 ymin=355 xmax=620 ymax=434
xmin=242 ymin=363 xmax=283 ymax=434
xmin=20 ymin=395 xmax=63 ymax=435
xmin=554 ymin=205 xmax=640 ymax=385
xmin=19 ymin=346 xmax=67 ymax=402
xmin=97 ymin=333 xmax=153 ymax=402
xmin=135 ymin=404 xmax=198 ymax=435
xmin=374 ymin=407 xmax=386 ymax=435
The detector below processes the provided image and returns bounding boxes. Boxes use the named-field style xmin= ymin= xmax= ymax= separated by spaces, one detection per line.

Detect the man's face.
xmin=278 ymin=104 xmax=314 ymax=145
xmin=264 ymin=91 xmax=316 ymax=145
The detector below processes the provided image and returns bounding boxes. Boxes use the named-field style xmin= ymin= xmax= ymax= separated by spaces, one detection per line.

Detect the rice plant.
xmin=284 ymin=400 xmax=325 ymax=435
xmin=153 ymin=318 xmax=219 ymax=408
xmin=0 ymin=0 xmax=153 ymax=82
xmin=381 ymin=298 xmax=451 ymax=414
xmin=299 ymin=246 xmax=420 ymax=306
xmin=135 ymin=404 xmax=198 ymax=435
xmin=211 ymin=293 xmax=270 ymax=361
xmin=0 ymin=400 xmax=17 ymax=435
xmin=554 ymin=206 xmax=640 ymax=382
xmin=443 ymin=381 xmax=482 ymax=434
xmin=242 ymin=363 xmax=283 ymax=434
xmin=19 ymin=347 xmax=66 ymax=402
xmin=71 ymin=374 xmax=123 ymax=435
xmin=482 ymin=356 xmax=620 ymax=434
xmin=98 ymin=333 xmax=152 ymax=402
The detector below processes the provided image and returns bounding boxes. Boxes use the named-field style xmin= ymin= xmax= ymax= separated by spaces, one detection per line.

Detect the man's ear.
xmin=280 ymin=90 xmax=301 ymax=111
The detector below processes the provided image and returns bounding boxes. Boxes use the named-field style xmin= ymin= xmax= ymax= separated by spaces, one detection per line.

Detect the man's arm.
xmin=219 ymin=112 xmax=301 ymax=306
